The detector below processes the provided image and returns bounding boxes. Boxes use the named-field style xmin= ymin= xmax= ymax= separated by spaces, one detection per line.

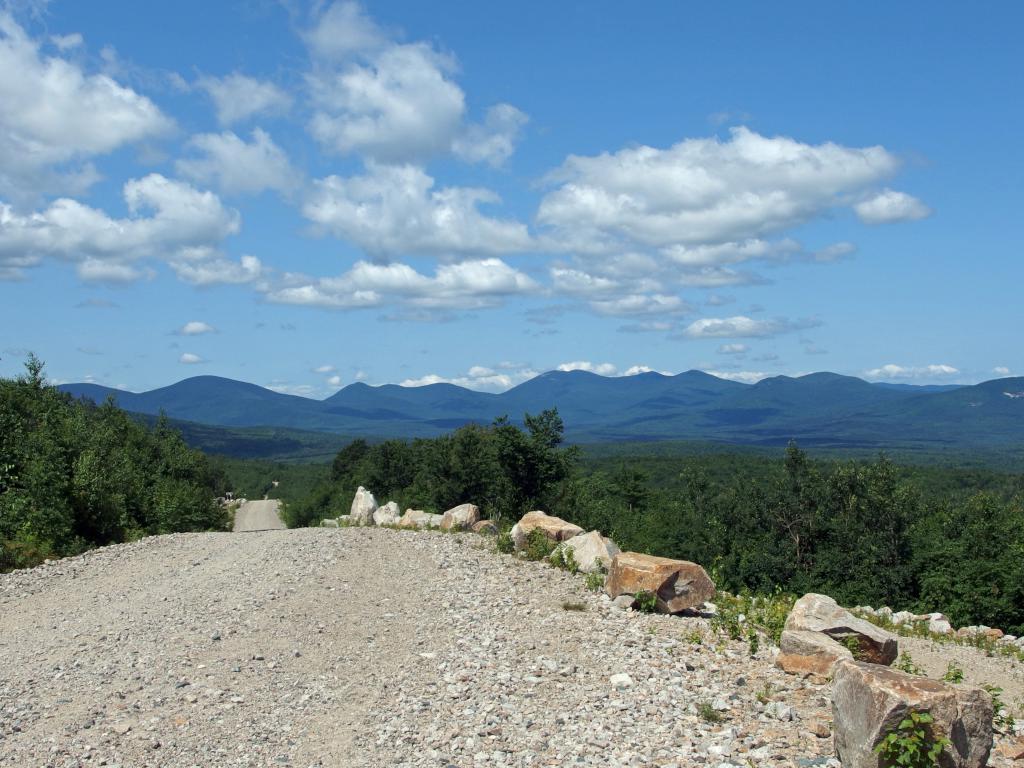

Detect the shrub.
xmin=698 ymin=701 xmax=723 ymax=723
xmin=941 ymin=661 xmax=963 ymax=684
xmin=634 ymin=590 xmax=657 ymax=614
xmin=549 ymin=544 xmax=579 ymax=574
xmin=983 ymin=685 xmax=1014 ymax=733
xmin=523 ymin=528 xmax=557 ymax=561
xmin=873 ymin=710 xmax=949 ymax=768
xmin=894 ymin=652 xmax=925 ymax=676
xmin=494 ymin=531 xmax=514 ymax=554
xmin=584 ymin=571 xmax=605 ymax=592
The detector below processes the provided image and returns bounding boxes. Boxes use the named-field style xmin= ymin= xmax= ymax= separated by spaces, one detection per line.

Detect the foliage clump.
xmin=874 ymin=710 xmax=949 ymax=768
xmin=287 ymin=409 xmax=577 ymax=530
xmin=1 ymin=356 xmax=227 ymax=571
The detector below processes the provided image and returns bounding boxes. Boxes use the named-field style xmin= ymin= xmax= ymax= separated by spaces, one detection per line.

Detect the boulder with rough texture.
xmin=349 ymin=486 xmax=378 ymax=525
xmin=832 ymin=660 xmax=993 ymax=768
xmin=785 ymin=593 xmax=898 ymax=665
xmin=509 ymin=511 xmax=583 ymax=550
xmin=927 ymin=612 xmax=954 ymax=635
xmin=558 ymin=531 xmax=620 ymax=574
xmin=776 ymin=629 xmax=853 ymax=677
xmin=440 ymin=503 xmax=481 ymax=531
xmin=373 ymin=501 xmax=401 ymax=526
xmin=471 ymin=519 xmax=499 ymax=536
xmin=397 ymin=509 xmax=443 ymax=529
xmin=891 ymin=610 xmax=916 ymax=626
xmin=605 ymin=552 xmax=715 ymax=614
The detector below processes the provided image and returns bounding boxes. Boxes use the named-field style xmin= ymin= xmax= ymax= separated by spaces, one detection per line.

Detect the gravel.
xmin=0 ymin=527 xmax=1019 ymax=767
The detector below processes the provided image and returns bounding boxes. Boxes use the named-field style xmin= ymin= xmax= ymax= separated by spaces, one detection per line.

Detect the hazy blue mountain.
xmin=59 ymin=371 xmax=1024 ymax=451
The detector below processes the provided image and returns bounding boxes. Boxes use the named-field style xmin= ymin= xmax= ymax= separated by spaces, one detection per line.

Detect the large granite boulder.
xmin=398 ymin=509 xmax=443 ymax=529
xmin=786 ymin=593 xmax=898 ymax=665
xmin=559 ymin=531 xmax=620 ymax=574
xmin=776 ymin=629 xmax=853 ymax=677
xmin=605 ymin=552 xmax=715 ymax=614
xmin=349 ymin=486 xmax=378 ymax=525
xmin=373 ymin=501 xmax=401 ymax=526
xmin=832 ymin=660 xmax=993 ymax=768
xmin=509 ymin=511 xmax=583 ymax=550
xmin=472 ymin=519 xmax=499 ymax=536
xmin=440 ymin=503 xmax=480 ymax=531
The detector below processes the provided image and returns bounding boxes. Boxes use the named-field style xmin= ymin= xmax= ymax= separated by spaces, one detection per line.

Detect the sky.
xmin=0 ymin=0 xmax=1021 ymax=397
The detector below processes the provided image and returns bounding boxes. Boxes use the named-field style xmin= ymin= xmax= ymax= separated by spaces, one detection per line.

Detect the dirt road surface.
xmin=0 ymin=528 xmax=1020 ymax=767
xmin=232 ymin=499 xmax=285 ymax=532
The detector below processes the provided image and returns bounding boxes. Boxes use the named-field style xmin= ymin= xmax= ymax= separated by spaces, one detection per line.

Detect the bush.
xmin=523 ymin=528 xmax=557 ymax=561
xmin=873 ymin=710 xmax=949 ymax=768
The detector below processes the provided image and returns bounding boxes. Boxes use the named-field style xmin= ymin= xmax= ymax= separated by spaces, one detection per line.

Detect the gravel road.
xmin=0 ymin=527 xmax=1020 ymax=768
xmin=232 ymin=500 xmax=285 ymax=532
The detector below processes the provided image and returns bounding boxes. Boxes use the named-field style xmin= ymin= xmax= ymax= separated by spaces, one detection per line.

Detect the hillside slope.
xmin=59 ymin=371 xmax=1024 ymax=451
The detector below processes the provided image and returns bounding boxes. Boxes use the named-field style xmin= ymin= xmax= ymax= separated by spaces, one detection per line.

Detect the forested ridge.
xmin=292 ymin=413 xmax=1024 ymax=635
xmin=4 ymin=357 xmax=1022 ymax=635
xmin=0 ymin=357 xmax=228 ymax=570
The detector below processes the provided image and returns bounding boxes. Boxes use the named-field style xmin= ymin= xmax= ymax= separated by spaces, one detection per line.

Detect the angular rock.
xmin=785 ymin=593 xmax=898 ymax=665
xmin=558 ymin=531 xmax=620 ymax=574
xmin=926 ymin=612 xmax=954 ymax=635
xmin=440 ymin=503 xmax=480 ymax=532
xmin=891 ymin=610 xmax=916 ymax=626
xmin=349 ymin=486 xmax=378 ymax=525
xmin=509 ymin=511 xmax=583 ymax=550
xmin=397 ymin=509 xmax=443 ymax=529
xmin=471 ymin=519 xmax=499 ymax=536
xmin=776 ymin=629 xmax=853 ymax=677
xmin=321 ymin=519 xmax=339 ymax=528
xmin=605 ymin=552 xmax=715 ymax=614
xmin=373 ymin=501 xmax=401 ymax=526
xmin=832 ymin=660 xmax=993 ymax=768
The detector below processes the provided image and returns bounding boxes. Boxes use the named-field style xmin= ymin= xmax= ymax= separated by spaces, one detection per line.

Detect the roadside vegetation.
xmin=291 ymin=418 xmax=1024 ymax=635
xmin=0 ymin=357 xmax=228 ymax=571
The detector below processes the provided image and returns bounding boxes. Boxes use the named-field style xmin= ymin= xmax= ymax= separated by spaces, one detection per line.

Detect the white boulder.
xmin=373 ymin=501 xmax=401 ymax=526
xmin=558 ymin=531 xmax=620 ymax=574
xmin=440 ymin=503 xmax=480 ymax=531
xmin=349 ymin=486 xmax=378 ymax=525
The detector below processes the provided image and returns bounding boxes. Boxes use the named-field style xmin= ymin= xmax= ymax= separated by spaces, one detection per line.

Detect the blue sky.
xmin=1 ymin=1 xmax=1021 ymax=396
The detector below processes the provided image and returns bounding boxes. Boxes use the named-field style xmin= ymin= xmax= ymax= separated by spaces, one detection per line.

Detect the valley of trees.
xmin=0 ymin=357 xmax=228 ymax=571
xmin=293 ymin=412 xmax=1024 ymax=635
xmin=3 ymin=357 xmax=1021 ymax=636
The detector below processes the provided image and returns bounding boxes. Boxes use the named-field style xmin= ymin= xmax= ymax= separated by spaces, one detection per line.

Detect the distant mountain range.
xmin=59 ymin=370 xmax=1024 ymax=451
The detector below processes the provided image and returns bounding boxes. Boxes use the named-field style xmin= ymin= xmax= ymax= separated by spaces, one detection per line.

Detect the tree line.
xmin=295 ymin=415 xmax=1024 ymax=634
xmin=0 ymin=357 xmax=228 ymax=571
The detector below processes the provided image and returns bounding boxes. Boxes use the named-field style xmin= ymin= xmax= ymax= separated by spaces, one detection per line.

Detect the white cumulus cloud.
xmin=178 ymin=321 xmax=215 ymax=335
xmin=179 ymin=352 xmax=205 ymax=364
xmin=863 ymin=363 xmax=960 ymax=380
xmin=177 ymin=129 xmax=300 ymax=196
xmin=303 ymin=163 xmax=531 ymax=259
xmin=539 ymin=127 xmax=903 ymax=251
xmin=557 ymin=361 xmax=618 ymax=376
xmin=0 ymin=174 xmax=240 ymax=282
xmin=0 ymin=13 xmax=171 ymax=201
xmin=680 ymin=315 xmax=818 ymax=339
xmin=197 ymin=73 xmax=292 ymax=126
xmin=855 ymin=189 xmax=931 ymax=224
xmin=266 ymin=257 xmax=536 ymax=310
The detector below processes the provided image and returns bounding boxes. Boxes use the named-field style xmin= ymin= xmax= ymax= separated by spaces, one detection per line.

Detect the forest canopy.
xmin=0 ymin=356 xmax=228 ymax=571
xmin=297 ymin=417 xmax=1024 ymax=634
